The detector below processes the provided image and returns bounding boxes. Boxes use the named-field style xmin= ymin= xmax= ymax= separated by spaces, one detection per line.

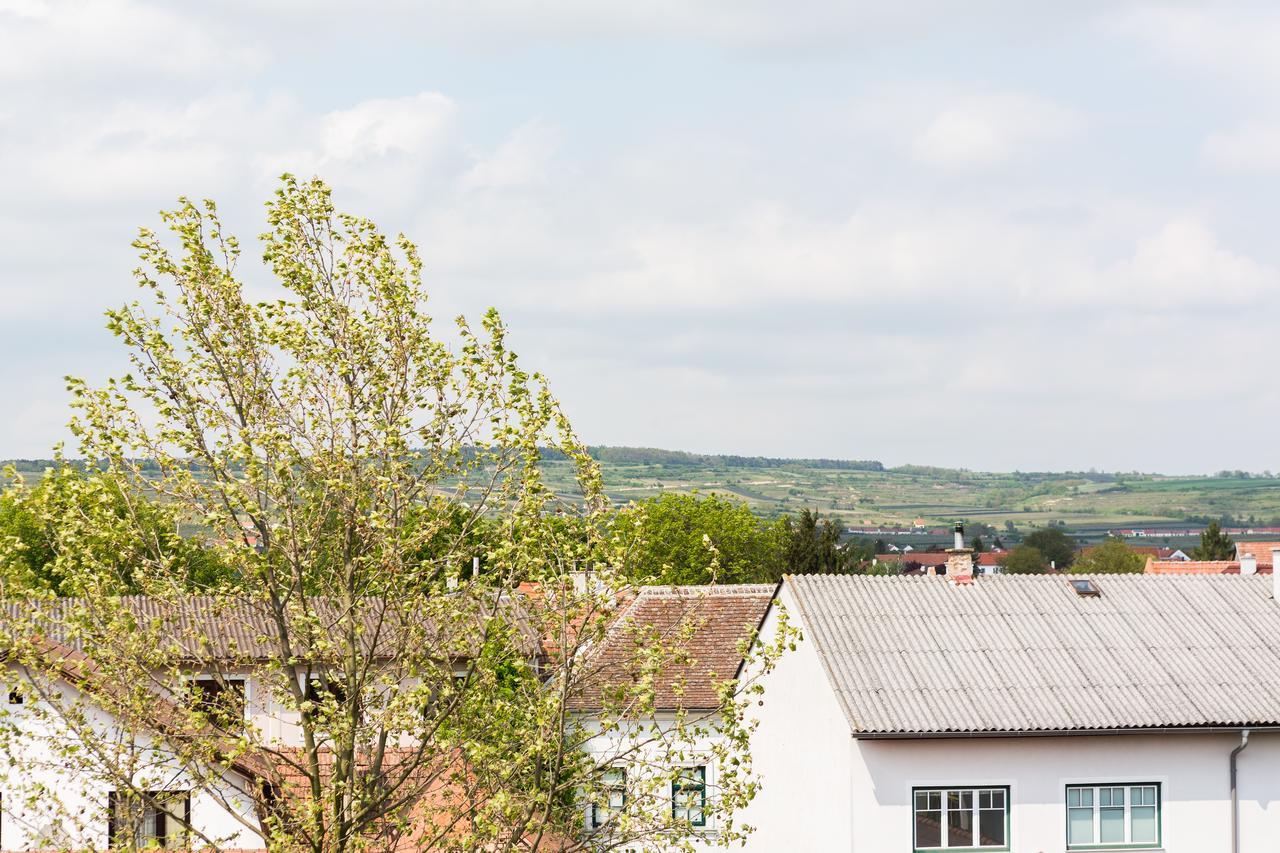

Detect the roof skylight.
xmin=1070 ymin=579 xmax=1100 ymax=597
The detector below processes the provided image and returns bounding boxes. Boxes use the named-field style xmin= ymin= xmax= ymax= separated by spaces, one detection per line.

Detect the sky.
xmin=1 ymin=0 xmax=1278 ymax=473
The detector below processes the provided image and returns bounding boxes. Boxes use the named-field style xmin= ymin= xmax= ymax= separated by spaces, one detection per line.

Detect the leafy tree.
xmin=970 ymin=536 xmax=986 ymax=553
xmin=1000 ymin=545 xmax=1048 ymax=574
xmin=0 ymin=177 xmax=794 ymax=853
xmin=782 ymin=508 xmax=854 ymax=574
xmin=1073 ymin=537 xmax=1146 ymax=574
xmin=0 ymin=463 xmax=228 ymax=595
xmin=616 ymin=492 xmax=785 ymax=585
xmin=1022 ymin=528 xmax=1076 ymax=569
xmin=1192 ymin=521 xmax=1235 ymax=561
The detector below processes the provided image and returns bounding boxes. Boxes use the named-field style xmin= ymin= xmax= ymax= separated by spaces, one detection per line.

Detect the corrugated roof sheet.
xmin=786 ymin=573 xmax=1280 ymax=736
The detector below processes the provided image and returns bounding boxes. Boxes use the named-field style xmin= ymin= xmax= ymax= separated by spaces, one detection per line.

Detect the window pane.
xmin=915 ymin=810 xmax=943 ymax=847
xmin=946 ymin=793 xmax=974 ymax=847
xmin=978 ymin=807 xmax=1006 ymax=846
xmin=1067 ymin=788 xmax=1080 ymax=808
xmin=1131 ymin=805 xmax=1158 ymax=843
xmin=1068 ymin=807 xmax=1094 ymax=844
xmin=1100 ymin=806 xmax=1125 ymax=843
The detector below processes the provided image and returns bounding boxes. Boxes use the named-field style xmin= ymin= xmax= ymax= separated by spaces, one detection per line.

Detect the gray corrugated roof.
xmin=786 ymin=573 xmax=1280 ymax=736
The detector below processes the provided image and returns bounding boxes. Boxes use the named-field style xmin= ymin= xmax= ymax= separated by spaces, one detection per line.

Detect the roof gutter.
xmin=1231 ymin=729 xmax=1250 ymax=853
xmin=853 ymin=725 xmax=1280 ymax=740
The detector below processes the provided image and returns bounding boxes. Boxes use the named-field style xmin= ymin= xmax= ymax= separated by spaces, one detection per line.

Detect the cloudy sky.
xmin=1 ymin=1 xmax=1278 ymax=472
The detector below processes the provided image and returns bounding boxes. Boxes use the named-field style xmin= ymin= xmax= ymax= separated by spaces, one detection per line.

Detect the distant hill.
xmin=8 ymin=449 xmax=1280 ymax=538
xmin=540 ymin=445 xmax=885 ymax=472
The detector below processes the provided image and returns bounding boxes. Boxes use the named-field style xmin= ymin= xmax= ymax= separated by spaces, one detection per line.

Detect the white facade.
xmin=578 ymin=713 xmax=730 ymax=851
xmin=0 ymin=667 xmax=264 ymax=851
xmin=737 ymin=581 xmax=1280 ymax=853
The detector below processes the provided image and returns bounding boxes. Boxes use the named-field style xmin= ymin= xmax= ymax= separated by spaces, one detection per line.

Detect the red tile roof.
xmin=1237 ymin=541 xmax=1280 ymax=562
xmin=1144 ymin=559 xmax=1273 ymax=575
xmin=565 ymin=584 xmax=774 ymax=713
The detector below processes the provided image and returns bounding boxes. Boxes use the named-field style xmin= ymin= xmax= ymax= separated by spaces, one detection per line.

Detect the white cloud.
xmin=1203 ymin=123 xmax=1280 ymax=173
xmin=3 ymin=1 xmax=1280 ymax=470
xmin=228 ymin=0 xmax=1113 ymax=51
xmin=1105 ymin=4 xmax=1280 ymax=87
xmin=1095 ymin=218 xmax=1273 ymax=308
xmin=0 ymin=0 xmax=266 ymax=81
xmin=461 ymin=121 xmax=561 ymax=190
xmin=911 ymin=93 xmax=1083 ymax=171
xmin=318 ymin=94 xmax=456 ymax=163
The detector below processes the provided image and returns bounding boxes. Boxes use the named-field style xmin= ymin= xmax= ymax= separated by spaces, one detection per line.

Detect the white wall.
xmin=737 ymin=581 xmax=1280 ymax=853
xmin=851 ymin=730 xmax=1280 ymax=853
xmin=0 ymin=667 xmax=264 ymax=851
xmin=738 ymin=583 xmax=854 ymax=853
xmin=578 ymin=713 xmax=730 ymax=851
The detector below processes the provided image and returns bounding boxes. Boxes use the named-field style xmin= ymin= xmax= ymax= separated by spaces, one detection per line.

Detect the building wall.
xmin=738 ymin=583 xmax=854 ymax=853
xmin=850 ymin=730 xmax=1280 ymax=853
xmin=578 ymin=712 xmax=731 ymax=851
xmin=0 ymin=668 xmax=264 ymax=851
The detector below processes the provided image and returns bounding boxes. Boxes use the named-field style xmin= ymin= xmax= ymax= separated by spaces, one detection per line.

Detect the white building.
xmin=739 ymin=570 xmax=1280 ymax=853
xmin=569 ymin=584 xmax=775 ymax=850
xmin=1 ymin=635 xmax=268 ymax=850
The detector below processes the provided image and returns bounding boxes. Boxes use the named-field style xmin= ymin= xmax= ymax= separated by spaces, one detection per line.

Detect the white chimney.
xmin=1272 ymin=548 xmax=1280 ymax=599
xmin=1241 ymin=553 xmax=1258 ymax=575
xmin=953 ymin=522 xmax=965 ymax=551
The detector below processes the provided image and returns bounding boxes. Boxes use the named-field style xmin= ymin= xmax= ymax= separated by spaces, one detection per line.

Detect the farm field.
xmin=9 ymin=449 xmax=1280 ymax=540
xmin=534 ymin=449 xmax=1280 ymax=538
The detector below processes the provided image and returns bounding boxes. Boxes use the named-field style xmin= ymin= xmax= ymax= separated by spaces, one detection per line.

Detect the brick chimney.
xmin=946 ymin=522 xmax=974 ymax=584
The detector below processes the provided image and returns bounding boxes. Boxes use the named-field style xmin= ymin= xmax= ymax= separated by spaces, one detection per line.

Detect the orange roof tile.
xmin=1144 ymin=558 xmax=1273 ymax=575
xmin=566 ymin=584 xmax=774 ymax=713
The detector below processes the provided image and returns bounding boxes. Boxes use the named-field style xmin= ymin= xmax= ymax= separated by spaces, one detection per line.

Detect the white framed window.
xmin=1066 ymin=784 xmax=1160 ymax=849
xmin=913 ymin=786 xmax=1008 ymax=850
xmin=108 ymin=790 xmax=190 ymax=849
xmin=590 ymin=767 xmax=626 ymax=830
xmin=672 ymin=765 xmax=707 ymax=828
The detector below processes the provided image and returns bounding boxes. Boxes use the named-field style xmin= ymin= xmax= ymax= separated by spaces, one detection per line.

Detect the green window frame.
xmin=590 ymin=767 xmax=627 ymax=830
xmin=1066 ymin=783 xmax=1161 ymax=849
xmin=672 ymin=765 xmax=707 ymax=828
xmin=912 ymin=786 xmax=1010 ymax=852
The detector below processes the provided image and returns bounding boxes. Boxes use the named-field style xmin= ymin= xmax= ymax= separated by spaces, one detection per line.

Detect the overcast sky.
xmin=2 ymin=1 xmax=1278 ymax=472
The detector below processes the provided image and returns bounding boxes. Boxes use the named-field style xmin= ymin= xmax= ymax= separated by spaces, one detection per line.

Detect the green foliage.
xmin=1000 ymin=545 xmax=1048 ymax=574
xmin=0 ymin=463 xmax=227 ymax=595
xmin=1192 ymin=520 xmax=1235 ymax=560
xmin=1022 ymin=527 xmax=1077 ymax=569
xmin=1073 ymin=537 xmax=1147 ymax=574
xmin=970 ymin=535 xmax=986 ymax=553
xmin=782 ymin=508 xmax=859 ymax=574
xmin=618 ymin=493 xmax=785 ymax=585
xmin=11 ymin=177 xmax=793 ymax=853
